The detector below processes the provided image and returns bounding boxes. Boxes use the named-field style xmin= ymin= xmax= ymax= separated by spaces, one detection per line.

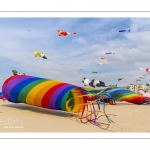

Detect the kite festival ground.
xmin=0 ymin=100 xmax=150 ymax=132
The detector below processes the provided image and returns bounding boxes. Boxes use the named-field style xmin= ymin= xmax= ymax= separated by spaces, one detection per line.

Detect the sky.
xmin=0 ymin=18 xmax=150 ymax=88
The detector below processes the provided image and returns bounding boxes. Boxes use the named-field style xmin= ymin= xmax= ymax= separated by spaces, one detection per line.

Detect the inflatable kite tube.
xmin=101 ymin=88 xmax=146 ymax=104
xmin=2 ymin=75 xmax=89 ymax=113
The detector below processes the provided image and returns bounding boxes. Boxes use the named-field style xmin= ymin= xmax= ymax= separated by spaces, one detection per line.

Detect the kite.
xmin=73 ymin=32 xmax=76 ymax=34
xmin=82 ymin=77 xmax=106 ymax=88
xmin=92 ymin=71 xmax=98 ymax=74
xmin=139 ymin=77 xmax=145 ymax=79
xmin=101 ymin=57 xmax=105 ymax=60
xmin=99 ymin=62 xmax=105 ymax=65
xmin=34 ymin=50 xmax=42 ymax=57
xmin=136 ymin=79 xmax=141 ymax=81
xmin=27 ymin=30 xmax=30 ymax=32
xmin=99 ymin=87 xmax=146 ymax=104
xmin=118 ymin=78 xmax=123 ymax=81
xmin=34 ymin=51 xmax=47 ymax=59
xmin=119 ymin=30 xmax=130 ymax=32
xmin=139 ymin=68 xmax=143 ymax=70
xmin=143 ymin=75 xmax=147 ymax=77
xmin=106 ymin=52 xmax=115 ymax=54
xmin=57 ymin=30 xmax=69 ymax=36
xmin=2 ymin=75 xmax=115 ymax=130
xmin=146 ymin=68 xmax=150 ymax=74
xmin=40 ymin=53 xmax=47 ymax=59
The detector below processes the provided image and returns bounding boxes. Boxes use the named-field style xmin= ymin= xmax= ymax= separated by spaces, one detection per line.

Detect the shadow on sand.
xmin=2 ymin=103 xmax=78 ymax=118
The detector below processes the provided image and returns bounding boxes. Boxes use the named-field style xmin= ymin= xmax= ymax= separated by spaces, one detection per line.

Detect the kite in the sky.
xmin=136 ymin=79 xmax=141 ymax=81
xmin=82 ymin=77 xmax=106 ymax=88
xmin=139 ymin=77 xmax=145 ymax=79
xmin=146 ymin=68 xmax=150 ymax=74
xmin=34 ymin=50 xmax=42 ymax=57
xmin=57 ymin=30 xmax=69 ymax=36
xmin=40 ymin=53 xmax=47 ymax=59
xmin=101 ymin=57 xmax=105 ymax=60
xmin=99 ymin=62 xmax=106 ymax=65
xmin=27 ymin=30 xmax=30 ymax=32
xmin=139 ymin=68 xmax=143 ymax=70
xmin=143 ymin=75 xmax=147 ymax=77
xmin=118 ymin=78 xmax=123 ymax=81
xmin=119 ymin=30 xmax=130 ymax=32
xmin=106 ymin=52 xmax=115 ymax=54
xmin=73 ymin=32 xmax=76 ymax=34
xmin=92 ymin=71 xmax=98 ymax=74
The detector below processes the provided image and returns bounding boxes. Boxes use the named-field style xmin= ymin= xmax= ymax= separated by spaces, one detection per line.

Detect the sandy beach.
xmin=0 ymin=100 xmax=150 ymax=132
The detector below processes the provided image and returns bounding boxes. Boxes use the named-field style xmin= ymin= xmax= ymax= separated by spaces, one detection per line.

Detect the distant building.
xmin=145 ymin=89 xmax=150 ymax=93
xmin=125 ymin=84 xmax=138 ymax=92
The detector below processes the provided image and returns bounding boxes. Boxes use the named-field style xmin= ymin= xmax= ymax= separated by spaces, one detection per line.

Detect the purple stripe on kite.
xmin=49 ymin=84 xmax=72 ymax=109
xmin=4 ymin=76 xmax=34 ymax=99
xmin=2 ymin=85 xmax=8 ymax=99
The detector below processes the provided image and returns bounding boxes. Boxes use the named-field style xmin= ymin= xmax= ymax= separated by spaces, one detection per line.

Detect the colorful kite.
xmin=146 ymin=68 xmax=150 ymax=74
xmin=106 ymin=52 xmax=115 ymax=54
xmin=139 ymin=77 xmax=145 ymax=79
xmin=34 ymin=50 xmax=42 ymax=57
xmin=73 ymin=32 xmax=76 ymax=34
xmin=99 ymin=87 xmax=146 ymax=104
xmin=2 ymin=75 xmax=114 ymax=130
xmin=57 ymin=30 xmax=69 ymax=36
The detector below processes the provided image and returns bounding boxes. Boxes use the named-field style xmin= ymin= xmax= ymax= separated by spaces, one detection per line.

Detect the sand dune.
xmin=0 ymin=100 xmax=150 ymax=132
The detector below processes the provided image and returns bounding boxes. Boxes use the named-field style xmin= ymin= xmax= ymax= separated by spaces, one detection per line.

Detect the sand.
xmin=0 ymin=99 xmax=150 ymax=132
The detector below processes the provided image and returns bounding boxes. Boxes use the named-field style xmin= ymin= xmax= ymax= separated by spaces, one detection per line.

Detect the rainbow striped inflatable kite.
xmin=2 ymin=75 xmax=89 ymax=113
xmin=100 ymin=87 xmax=146 ymax=104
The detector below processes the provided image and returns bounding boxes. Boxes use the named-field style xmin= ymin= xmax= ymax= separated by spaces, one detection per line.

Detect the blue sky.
xmin=0 ymin=18 xmax=150 ymax=88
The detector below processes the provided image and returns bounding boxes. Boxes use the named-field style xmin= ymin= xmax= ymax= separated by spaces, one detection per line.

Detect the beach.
xmin=0 ymin=100 xmax=150 ymax=132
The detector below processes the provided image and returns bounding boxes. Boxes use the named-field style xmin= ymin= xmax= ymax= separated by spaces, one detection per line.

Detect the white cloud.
xmin=72 ymin=37 xmax=87 ymax=44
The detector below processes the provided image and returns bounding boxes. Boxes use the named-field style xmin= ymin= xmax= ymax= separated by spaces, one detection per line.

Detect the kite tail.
xmin=66 ymin=92 xmax=116 ymax=130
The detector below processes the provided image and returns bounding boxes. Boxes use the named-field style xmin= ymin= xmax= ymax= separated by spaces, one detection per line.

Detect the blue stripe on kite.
xmin=55 ymin=85 xmax=77 ymax=110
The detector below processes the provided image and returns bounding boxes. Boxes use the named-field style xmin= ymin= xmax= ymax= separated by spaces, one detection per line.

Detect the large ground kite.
xmin=1 ymin=75 xmax=114 ymax=130
xmin=98 ymin=87 xmax=146 ymax=104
